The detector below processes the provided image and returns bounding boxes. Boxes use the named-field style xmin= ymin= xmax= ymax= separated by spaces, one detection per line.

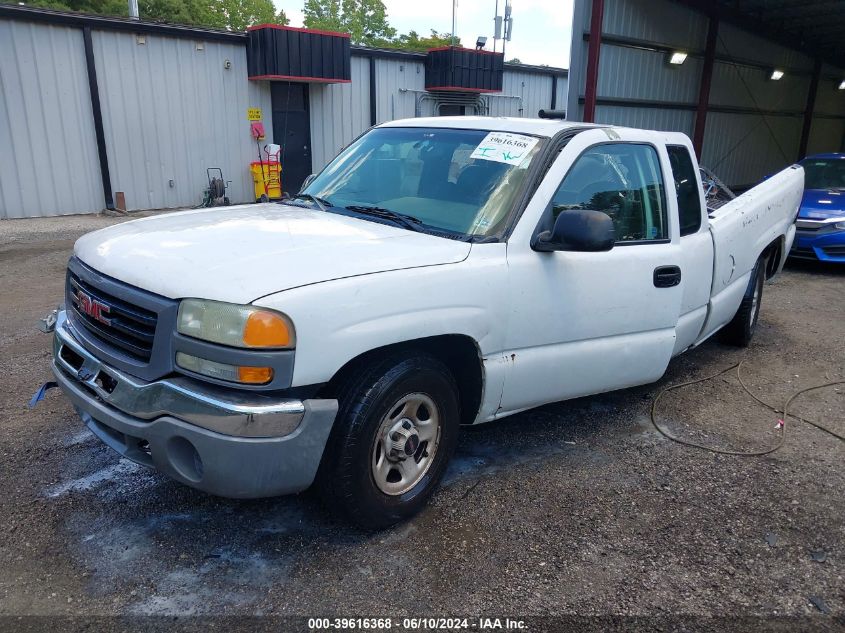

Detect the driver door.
xmin=498 ymin=128 xmax=684 ymax=415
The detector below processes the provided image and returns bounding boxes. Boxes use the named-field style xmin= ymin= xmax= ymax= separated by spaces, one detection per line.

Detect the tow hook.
xmin=39 ymin=308 xmax=59 ymax=334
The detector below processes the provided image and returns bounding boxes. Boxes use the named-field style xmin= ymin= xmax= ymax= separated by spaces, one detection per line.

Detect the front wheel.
xmin=316 ymin=353 xmax=460 ymax=529
xmin=721 ymin=257 xmax=765 ymax=347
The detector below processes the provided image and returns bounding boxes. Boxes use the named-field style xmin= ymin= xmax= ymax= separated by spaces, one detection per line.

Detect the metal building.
xmin=567 ymin=0 xmax=845 ymax=188
xmin=0 ymin=6 xmax=567 ymax=219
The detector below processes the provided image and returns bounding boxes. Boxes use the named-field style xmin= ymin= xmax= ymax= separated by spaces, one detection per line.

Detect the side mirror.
xmin=534 ymin=208 xmax=616 ymax=252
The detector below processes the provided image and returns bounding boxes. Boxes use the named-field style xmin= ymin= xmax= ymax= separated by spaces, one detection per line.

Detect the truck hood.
xmin=798 ymin=189 xmax=845 ymax=220
xmin=74 ymin=204 xmax=471 ymax=303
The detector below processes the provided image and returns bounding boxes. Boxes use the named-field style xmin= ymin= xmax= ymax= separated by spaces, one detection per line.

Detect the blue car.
xmin=790 ymin=153 xmax=845 ymax=262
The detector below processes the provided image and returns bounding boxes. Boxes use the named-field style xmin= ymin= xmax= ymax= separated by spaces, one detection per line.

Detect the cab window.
xmin=667 ymin=145 xmax=702 ymax=236
xmin=551 ymin=143 xmax=668 ymax=243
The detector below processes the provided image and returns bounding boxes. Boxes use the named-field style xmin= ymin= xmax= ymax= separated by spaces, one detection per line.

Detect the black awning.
xmin=247 ymin=25 xmax=351 ymax=83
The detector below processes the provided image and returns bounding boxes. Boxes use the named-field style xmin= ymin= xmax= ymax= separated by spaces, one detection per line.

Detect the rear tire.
xmin=317 ymin=353 xmax=460 ymax=530
xmin=721 ymin=257 xmax=765 ymax=347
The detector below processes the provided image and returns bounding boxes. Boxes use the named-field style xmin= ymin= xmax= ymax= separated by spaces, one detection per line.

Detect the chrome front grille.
xmin=67 ymin=271 xmax=158 ymax=361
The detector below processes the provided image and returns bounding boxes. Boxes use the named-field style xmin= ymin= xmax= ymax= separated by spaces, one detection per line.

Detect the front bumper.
xmin=51 ymin=310 xmax=338 ymax=498
xmin=789 ymin=223 xmax=845 ymax=262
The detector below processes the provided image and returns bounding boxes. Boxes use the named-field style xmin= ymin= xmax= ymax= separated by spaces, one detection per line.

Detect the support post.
xmin=82 ymin=26 xmax=114 ymax=210
xmin=798 ymin=59 xmax=822 ymax=161
xmin=583 ymin=0 xmax=604 ymax=123
xmin=369 ymin=57 xmax=377 ymax=126
xmin=693 ymin=15 xmax=718 ymax=159
xmin=551 ymin=74 xmax=558 ymax=110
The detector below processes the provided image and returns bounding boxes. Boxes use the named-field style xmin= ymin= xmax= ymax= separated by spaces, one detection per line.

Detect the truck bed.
xmin=699 ymin=165 xmax=803 ymax=342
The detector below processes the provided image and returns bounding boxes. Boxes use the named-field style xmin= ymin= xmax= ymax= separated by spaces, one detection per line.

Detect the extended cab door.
xmin=498 ymin=128 xmax=684 ymax=415
xmin=666 ymin=140 xmax=713 ymax=355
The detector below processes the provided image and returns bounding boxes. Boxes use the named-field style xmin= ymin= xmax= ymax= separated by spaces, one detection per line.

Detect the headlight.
xmin=835 ymin=221 xmax=845 ymax=230
xmin=177 ymin=299 xmax=295 ymax=349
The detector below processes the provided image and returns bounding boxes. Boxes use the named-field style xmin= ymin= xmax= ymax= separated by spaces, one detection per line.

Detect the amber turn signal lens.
xmin=242 ymin=310 xmax=293 ymax=348
xmin=237 ymin=366 xmax=274 ymax=384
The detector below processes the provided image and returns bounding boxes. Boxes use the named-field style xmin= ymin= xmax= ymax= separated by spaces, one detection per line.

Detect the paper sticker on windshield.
xmin=470 ymin=132 xmax=539 ymax=166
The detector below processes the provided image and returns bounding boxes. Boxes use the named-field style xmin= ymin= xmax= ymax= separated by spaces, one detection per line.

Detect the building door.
xmin=272 ymin=83 xmax=312 ymax=194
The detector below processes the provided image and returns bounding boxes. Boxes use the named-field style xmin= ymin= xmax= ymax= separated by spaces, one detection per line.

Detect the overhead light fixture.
xmin=475 ymin=36 xmax=487 ymax=50
xmin=769 ymin=69 xmax=784 ymax=81
xmin=838 ymin=80 xmax=845 ymax=90
xmin=668 ymin=51 xmax=688 ymax=65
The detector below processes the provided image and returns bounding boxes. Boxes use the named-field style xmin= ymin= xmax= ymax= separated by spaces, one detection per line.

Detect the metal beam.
xmin=82 ymin=26 xmax=114 ymax=211
xmin=583 ymin=0 xmax=604 ymax=123
xmin=577 ymin=95 xmax=845 ymax=119
xmin=693 ymin=15 xmax=719 ymax=158
xmin=369 ymin=57 xmax=377 ymax=126
xmin=798 ymin=59 xmax=822 ymax=161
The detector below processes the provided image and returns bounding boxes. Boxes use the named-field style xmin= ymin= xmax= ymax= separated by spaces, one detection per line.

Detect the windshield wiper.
xmin=290 ymin=193 xmax=332 ymax=212
xmin=344 ymin=205 xmax=425 ymax=232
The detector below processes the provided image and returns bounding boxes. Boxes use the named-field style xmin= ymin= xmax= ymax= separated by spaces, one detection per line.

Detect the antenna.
xmin=493 ymin=0 xmax=500 ymax=53
xmin=502 ymin=0 xmax=512 ymax=58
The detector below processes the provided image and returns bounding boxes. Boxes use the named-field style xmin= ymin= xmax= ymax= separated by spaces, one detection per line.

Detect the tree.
xmin=16 ymin=0 xmax=288 ymax=30
xmin=507 ymin=57 xmax=522 ymax=64
xmin=387 ymin=29 xmax=460 ymax=52
xmin=218 ymin=0 xmax=287 ymax=31
xmin=24 ymin=0 xmax=129 ymax=16
xmin=302 ymin=0 xmax=342 ymax=32
xmin=303 ymin=0 xmax=395 ymax=46
xmin=340 ymin=0 xmax=394 ymax=45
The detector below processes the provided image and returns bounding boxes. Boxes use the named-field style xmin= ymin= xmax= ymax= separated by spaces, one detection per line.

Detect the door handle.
xmin=653 ymin=265 xmax=682 ymax=288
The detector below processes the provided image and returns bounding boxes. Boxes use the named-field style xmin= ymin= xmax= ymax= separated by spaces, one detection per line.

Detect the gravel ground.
xmin=0 ymin=213 xmax=843 ymax=630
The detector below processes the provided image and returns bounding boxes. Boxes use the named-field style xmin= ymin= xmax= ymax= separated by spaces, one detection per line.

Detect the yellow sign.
xmin=247 ymin=108 xmax=263 ymax=121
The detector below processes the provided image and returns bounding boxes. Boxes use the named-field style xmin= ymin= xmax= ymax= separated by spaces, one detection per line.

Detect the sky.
xmin=272 ymin=0 xmax=574 ymax=69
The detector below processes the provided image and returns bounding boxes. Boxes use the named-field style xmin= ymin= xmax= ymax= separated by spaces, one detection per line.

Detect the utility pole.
xmin=493 ymin=0 xmax=499 ymax=53
xmin=452 ymin=0 xmax=457 ymax=47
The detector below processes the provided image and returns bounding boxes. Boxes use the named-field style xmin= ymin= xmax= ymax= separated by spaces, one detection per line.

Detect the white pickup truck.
xmin=49 ymin=117 xmax=802 ymax=528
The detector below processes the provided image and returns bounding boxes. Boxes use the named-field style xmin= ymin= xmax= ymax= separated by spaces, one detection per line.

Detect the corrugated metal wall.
xmin=602 ymin=0 xmax=707 ymax=48
xmin=809 ymin=65 xmax=845 ymax=156
xmin=308 ymin=55 xmax=568 ymax=171
xmin=1 ymin=11 xmax=568 ymax=218
xmin=593 ymin=106 xmax=694 ymax=134
xmin=374 ymin=57 xmax=427 ymax=123
xmin=0 ymin=21 xmax=103 ymax=219
xmin=700 ymin=113 xmax=802 ymax=186
xmin=567 ymin=0 xmax=845 ymax=187
xmin=488 ymin=70 xmax=558 ymax=118
xmin=92 ymin=31 xmax=271 ymax=211
xmin=309 ymin=56 xmax=371 ymax=171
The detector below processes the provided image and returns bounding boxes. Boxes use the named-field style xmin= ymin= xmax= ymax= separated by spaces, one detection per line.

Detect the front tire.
xmin=722 ymin=257 xmax=765 ymax=347
xmin=317 ymin=353 xmax=460 ymax=529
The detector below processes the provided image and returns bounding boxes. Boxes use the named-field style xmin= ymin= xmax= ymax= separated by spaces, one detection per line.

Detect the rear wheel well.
xmin=319 ymin=335 xmax=484 ymax=426
xmin=762 ymin=236 xmax=784 ymax=279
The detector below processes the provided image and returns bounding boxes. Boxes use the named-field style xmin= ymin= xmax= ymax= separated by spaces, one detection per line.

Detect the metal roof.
xmin=679 ymin=0 xmax=845 ymax=69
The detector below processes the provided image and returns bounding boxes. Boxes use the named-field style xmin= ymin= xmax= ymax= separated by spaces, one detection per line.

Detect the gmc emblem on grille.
xmin=75 ymin=290 xmax=112 ymax=326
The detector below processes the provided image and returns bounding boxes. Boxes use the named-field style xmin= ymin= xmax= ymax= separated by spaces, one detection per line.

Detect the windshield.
xmin=800 ymin=158 xmax=845 ymax=190
xmin=301 ymin=127 xmax=544 ymax=237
